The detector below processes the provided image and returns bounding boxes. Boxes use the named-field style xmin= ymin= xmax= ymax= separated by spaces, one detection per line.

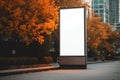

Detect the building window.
xmin=94 ymin=0 xmax=98 ymax=3
xmin=94 ymin=4 xmax=98 ymax=8
xmin=94 ymin=10 xmax=98 ymax=13
xmin=100 ymin=10 xmax=104 ymax=13
xmin=99 ymin=5 xmax=104 ymax=8
xmin=99 ymin=0 xmax=104 ymax=4
xmin=116 ymin=24 xmax=120 ymax=26
xmin=116 ymin=27 xmax=120 ymax=30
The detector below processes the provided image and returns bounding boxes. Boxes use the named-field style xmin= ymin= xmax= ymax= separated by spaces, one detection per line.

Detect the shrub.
xmin=0 ymin=57 xmax=39 ymax=67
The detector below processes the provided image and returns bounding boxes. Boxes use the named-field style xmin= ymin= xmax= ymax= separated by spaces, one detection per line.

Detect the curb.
xmin=0 ymin=66 xmax=59 ymax=76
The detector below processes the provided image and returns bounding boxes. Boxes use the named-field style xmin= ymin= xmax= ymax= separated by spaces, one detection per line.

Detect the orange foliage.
xmin=87 ymin=16 xmax=109 ymax=48
xmin=0 ymin=0 xmax=59 ymax=45
xmin=55 ymin=0 xmax=83 ymax=8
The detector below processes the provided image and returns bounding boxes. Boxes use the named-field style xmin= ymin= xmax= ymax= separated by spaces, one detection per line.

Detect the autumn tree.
xmin=87 ymin=14 xmax=120 ymax=59
xmin=98 ymin=28 xmax=120 ymax=58
xmin=0 ymin=0 xmax=59 ymax=45
xmin=87 ymin=17 xmax=109 ymax=49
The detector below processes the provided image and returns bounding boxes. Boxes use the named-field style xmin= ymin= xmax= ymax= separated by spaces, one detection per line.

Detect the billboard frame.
xmin=59 ymin=7 xmax=87 ymax=69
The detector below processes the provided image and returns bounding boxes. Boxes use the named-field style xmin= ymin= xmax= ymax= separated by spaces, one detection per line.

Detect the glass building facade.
xmin=109 ymin=0 xmax=119 ymax=24
xmin=109 ymin=0 xmax=120 ymax=30
xmin=92 ymin=0 xmax=109 ymax=23
xmin=92 ymin=0 xmax=120 ymax=31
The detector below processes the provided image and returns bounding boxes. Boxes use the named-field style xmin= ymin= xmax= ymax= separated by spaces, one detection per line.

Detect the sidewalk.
xmin=0 ymin=60 xmax=112 ymax=76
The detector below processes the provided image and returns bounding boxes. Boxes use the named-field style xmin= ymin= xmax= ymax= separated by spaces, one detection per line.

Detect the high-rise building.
xmin=92 ymin=0 xmax=120 ymax=30
xmin=92 ymin=0 xmax=109 ymax=23
xmin=109 ymin=0 xmax=120 ymax=24
xmin=109 ymin=0 xmax=120 ymax=30
xmin=83 ymin=0 xmax=120 ymax=30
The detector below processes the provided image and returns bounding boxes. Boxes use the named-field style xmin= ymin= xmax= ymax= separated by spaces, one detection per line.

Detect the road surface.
xmin=0 ymin=61 xmax=120 ymax=80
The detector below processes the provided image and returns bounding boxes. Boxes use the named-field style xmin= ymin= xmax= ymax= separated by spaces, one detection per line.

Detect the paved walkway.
xmin=0 ymin=60 xmax=113 ymax=76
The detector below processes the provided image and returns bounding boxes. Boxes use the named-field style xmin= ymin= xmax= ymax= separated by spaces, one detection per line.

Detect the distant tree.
xmin=99 ymin=29 xmax=120 ymax=53
xmin=87 ymin=17 xmax=109 ymax=49
xmin=0 ymin=0 xmax=59 ymax=45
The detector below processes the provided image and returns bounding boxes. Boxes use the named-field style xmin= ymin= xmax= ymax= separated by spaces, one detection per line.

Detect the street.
xmin=0 ymin=61 xmax=120 ymax=80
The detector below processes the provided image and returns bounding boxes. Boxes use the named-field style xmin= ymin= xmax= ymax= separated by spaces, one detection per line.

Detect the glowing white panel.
xmin=60 ymin=8 xmax=85 ymax=56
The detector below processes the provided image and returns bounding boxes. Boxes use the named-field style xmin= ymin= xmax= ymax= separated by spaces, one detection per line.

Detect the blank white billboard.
xmin=60 ymin=8 xmax=85 ymax=56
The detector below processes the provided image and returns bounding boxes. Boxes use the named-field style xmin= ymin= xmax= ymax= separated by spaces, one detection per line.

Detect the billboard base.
xmin=59 ymin=65 xmax=87 ymax=69
xmin=59 ymin=56 xmax=87 ymax=69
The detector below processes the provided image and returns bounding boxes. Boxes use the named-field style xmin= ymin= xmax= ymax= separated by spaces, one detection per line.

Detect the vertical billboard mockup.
xmin=59 ymin=7 xmax=87 ymax=69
